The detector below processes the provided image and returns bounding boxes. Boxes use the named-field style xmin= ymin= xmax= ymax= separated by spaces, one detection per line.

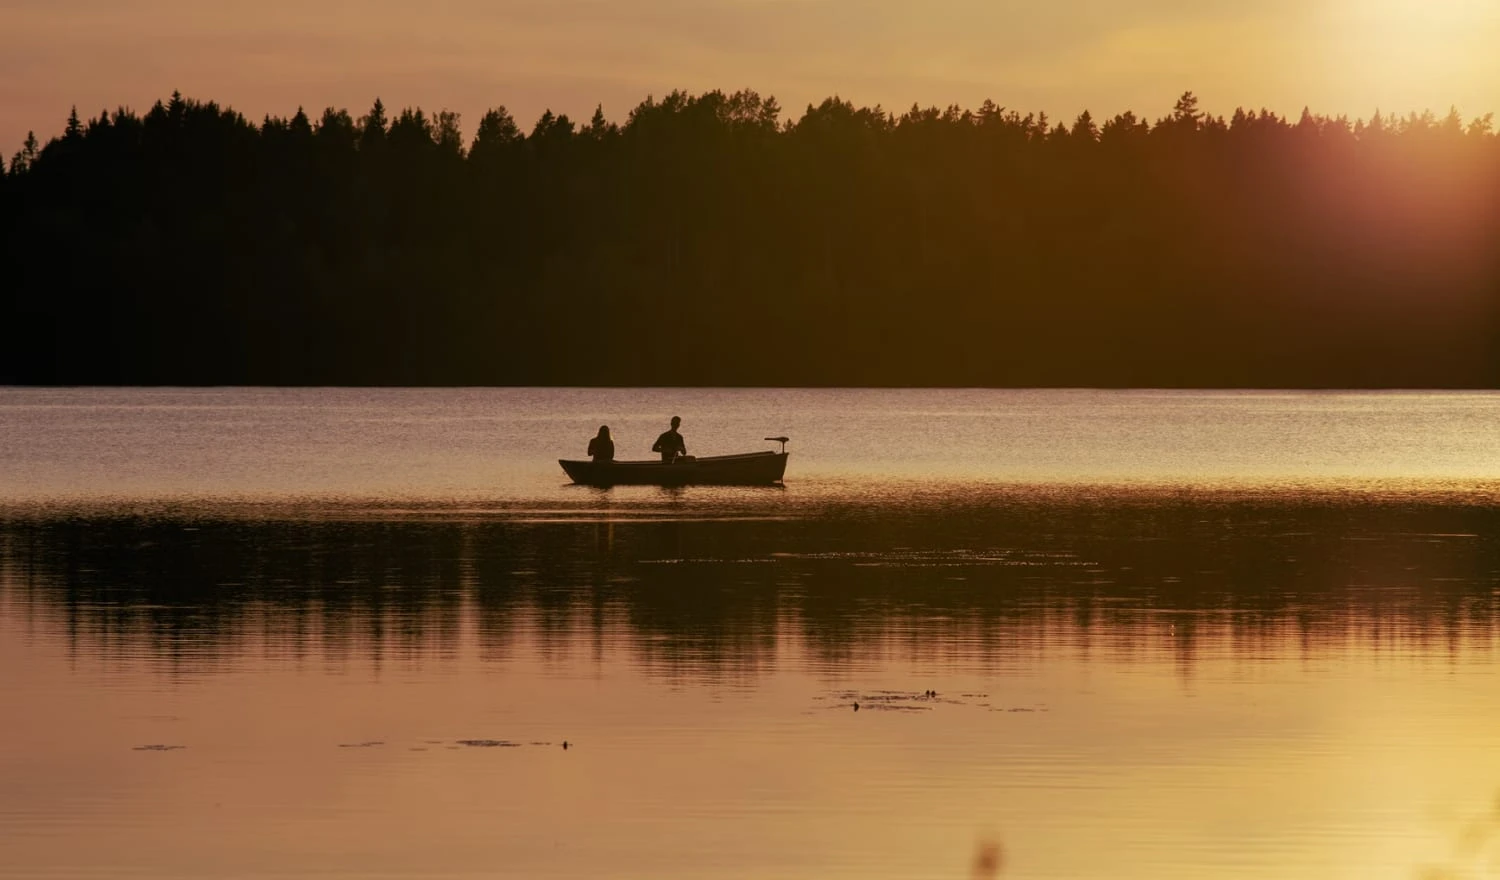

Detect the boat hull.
xmin=559 ymin=451 xmax=789 ymax=486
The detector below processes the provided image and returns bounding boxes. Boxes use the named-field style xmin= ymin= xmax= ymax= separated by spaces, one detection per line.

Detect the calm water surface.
xmin=3 ymin=388 xmax=1500 ymax=880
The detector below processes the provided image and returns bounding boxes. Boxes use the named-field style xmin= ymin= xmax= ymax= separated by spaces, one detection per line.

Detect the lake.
xmin=3 ymin=388 xmax=1500 ymax=880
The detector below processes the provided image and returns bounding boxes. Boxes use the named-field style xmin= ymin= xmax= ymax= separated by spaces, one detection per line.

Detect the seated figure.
xmin=652 ymin=416 xmax=686 ymax=462
xmin=587 ymin=425 xmax=615 ymax=462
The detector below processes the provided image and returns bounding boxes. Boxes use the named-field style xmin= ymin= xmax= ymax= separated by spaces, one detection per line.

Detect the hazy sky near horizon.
xmin=3 ymin=0 xmax=1499 ymax=152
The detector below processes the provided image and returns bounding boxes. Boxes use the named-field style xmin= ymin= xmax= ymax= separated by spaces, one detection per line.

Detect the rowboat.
xmin=560 ymin=437 xmax=790 ymax=486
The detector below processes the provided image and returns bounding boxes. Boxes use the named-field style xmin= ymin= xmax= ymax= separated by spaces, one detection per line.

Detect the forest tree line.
xmin=2 ymin=89 xmax=1497 ymax=386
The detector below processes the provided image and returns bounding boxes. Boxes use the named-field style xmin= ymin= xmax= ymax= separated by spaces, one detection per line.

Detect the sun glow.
xmin=2 ymin=0 xmax=1499 ymax=153
xmin=1315 ymin=0 xmax=1500 ymax=114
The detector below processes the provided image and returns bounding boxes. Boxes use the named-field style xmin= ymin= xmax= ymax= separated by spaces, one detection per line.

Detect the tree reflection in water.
xmin=3 ymin=497 xmax=1496 ymax=676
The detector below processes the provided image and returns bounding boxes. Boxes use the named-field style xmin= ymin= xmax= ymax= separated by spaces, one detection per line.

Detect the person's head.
xmin=597 ymin=425 xmax=611 ymax=439
xmin=670 ymin=416 xmax=681 ymax=429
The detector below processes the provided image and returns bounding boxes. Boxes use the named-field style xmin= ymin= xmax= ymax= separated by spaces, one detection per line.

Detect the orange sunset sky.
xmin=4 ymin=0 xmax=1499 ymax=152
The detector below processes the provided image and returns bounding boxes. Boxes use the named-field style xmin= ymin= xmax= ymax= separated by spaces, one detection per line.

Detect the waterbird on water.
xmin=853 ymin=702 xmax=859 ymax=712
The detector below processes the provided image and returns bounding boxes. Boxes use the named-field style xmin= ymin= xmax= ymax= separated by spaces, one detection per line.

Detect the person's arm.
xmin=652 ymin=434 xmax=663 ymax=453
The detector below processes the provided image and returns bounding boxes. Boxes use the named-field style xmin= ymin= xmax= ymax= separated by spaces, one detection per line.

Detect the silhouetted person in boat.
xmin=652 ymin=416 xmax=687 ymax=463
xmin=587 ymin=426 xmax=614 ymax=462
